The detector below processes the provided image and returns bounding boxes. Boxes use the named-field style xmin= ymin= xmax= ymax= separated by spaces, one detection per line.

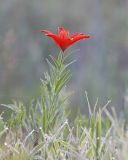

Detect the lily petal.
xmin=40 ymin=27 xmax=90 ymax=52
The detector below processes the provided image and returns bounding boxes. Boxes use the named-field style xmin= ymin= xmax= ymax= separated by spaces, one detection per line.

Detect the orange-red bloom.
xmin=40 ymin=27 xmax=90 ymax=52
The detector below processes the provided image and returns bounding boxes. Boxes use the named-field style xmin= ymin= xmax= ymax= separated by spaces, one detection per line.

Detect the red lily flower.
xmin=40 ymin=27 xmax=90 ymax=52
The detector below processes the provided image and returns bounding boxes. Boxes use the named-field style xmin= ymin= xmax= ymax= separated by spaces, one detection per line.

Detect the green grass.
xmin=0 ymin=52 xmax=128 ymax=160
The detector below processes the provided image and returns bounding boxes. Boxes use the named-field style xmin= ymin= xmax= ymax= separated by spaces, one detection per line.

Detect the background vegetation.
xmin=0 ymin=0 xmax=128 ymax=114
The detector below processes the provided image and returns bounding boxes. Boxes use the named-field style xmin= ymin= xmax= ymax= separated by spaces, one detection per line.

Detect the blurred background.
xmin=0 ymin=0 xmax=128 ymax=115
